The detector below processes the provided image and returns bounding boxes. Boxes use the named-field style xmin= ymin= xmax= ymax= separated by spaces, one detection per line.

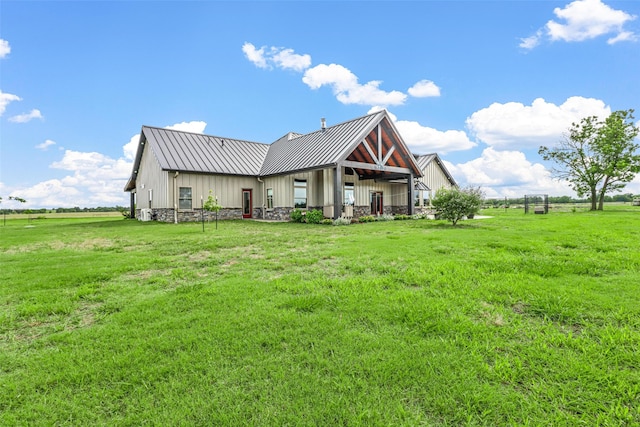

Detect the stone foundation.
xmin=138 ymin=208 xmax=248 ymax=223
xmin=391 ymin=205 xmax=408 ymax=215
xmin=137 ymin=205 xmax=415 ymax=223
xmin=263 ymin=207 xmax=294 ymax=221
xmin=353 ymin=205 xmax=370 ymax=218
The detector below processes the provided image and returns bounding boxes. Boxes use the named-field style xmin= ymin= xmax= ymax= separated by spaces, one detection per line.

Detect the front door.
xmin=371 ymin=191 xmax=383 ymax=215
xmin=242 ymin=189 xmax=252 ymax=218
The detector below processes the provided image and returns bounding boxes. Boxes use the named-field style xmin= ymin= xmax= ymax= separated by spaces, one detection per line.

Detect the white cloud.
xmin=447 ymin=147 xmax=574 ymax=198
xmin=607 ymin=31 xmax=638 ymax=44
xmin=0 ymin=90 xmax=21 ymax=116
xmin=522 ymin=0 xmax=637 ymax=49
xmin=242 ymin=42 xmax=311 ymax=72
xmin=627 ymin=174 xmax=640 ymax=195
xmin=408 ymin=80 xmax=441 ymax=98
xmin=368 ymin=107 xmax=476 ymax=154
xmin=165 ymin=120 xmax=207 ymax=133
xmin=123 ymin=134 xmax=140 ymax=161
xmin=303 ymin=64 xmax=407 ymax=106
xmin=6 ymin=120 xmax=207 ymax=208
xmin=244 ymin=42 xmax=442 ymax=107
xmin=242 ymin=42 xmax=269 ymax=69
xmin=519 ymin=29 xmax=544 ymax=49
xmin=9 ymin=109 xmax=43 ymax=123
xmin=466 ymin=96 xmax=611 ymax=149
xmin=6 ymin=151 xmax=132 ymax=208
xmin=547 ymin=0 xmax=636 ymax=42
xmin=36 ymin=139 xmax=56 ymax=150
xmin=272 ymin=48 xmax=312 ymax=72
xmin=0 ymin=39 xmax=10 ymax=58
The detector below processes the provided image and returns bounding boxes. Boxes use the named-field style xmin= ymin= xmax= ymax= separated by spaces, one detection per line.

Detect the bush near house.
xmin=305 ymin=209 xmax=324 ymax=224
xmin=290 ymin=209 xmax=323 ymax=224
xmin=432 ymin=186 xmax=484 ymax=225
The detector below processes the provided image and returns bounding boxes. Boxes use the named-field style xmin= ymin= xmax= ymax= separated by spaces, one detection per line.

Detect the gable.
xmin=415 ymin=153 xmax=458 ymax=187
xmin=344 ymin=116 xmax=421 ymax=179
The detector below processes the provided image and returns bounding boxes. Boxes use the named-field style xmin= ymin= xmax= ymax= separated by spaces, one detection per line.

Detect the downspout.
xmin=173 ymin=171 xmax=179 ymax=224
xmin=257 ymin=177 xmax=265 ymax=219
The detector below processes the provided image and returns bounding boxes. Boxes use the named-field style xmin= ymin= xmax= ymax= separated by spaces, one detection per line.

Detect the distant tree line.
xmin=0 ymin=206 xmax=128 ymax=214
xmin=484 ymin=193 xmax=637 ymax=207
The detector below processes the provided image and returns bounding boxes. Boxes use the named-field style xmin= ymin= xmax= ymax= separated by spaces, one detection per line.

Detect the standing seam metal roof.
xmin=259 ymin=111 xmax=384 ymax=176
xmin=125 ymin=110 xmax=425 ymax=191
xmin=142 ymin=126 xmax=269 ymax=176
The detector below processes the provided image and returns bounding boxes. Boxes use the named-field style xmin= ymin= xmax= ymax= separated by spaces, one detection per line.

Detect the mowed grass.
xmin=1 ymin=209 xmax=639 ymax=426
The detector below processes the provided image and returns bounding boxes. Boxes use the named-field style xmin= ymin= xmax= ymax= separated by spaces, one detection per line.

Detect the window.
xmin=179 ymin=187 xmax=192 ymax=210
xmin=294 ymin=179 xmax=307 ymax=209
xmin=344 ymin=182 xmax=354 ymax=206
xmin=266 ymin=188 xmax=274 ymax=209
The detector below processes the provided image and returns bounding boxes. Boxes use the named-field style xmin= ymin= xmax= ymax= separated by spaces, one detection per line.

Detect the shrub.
xmin=290 ymin=209 xmax=304 ymax=223
xmin=305 ymin=209 xmax=324 ymax=224
xmin=376 ymin=214 xmax=395 ymax=221
xmin=394 ymin=214 xmax=411 ymax=220
xmin=359 ymin=215 xmax=375 ymax=223
xmin=432 ymin=186 xmax=485 ymax=225
xmin=321 ymin=219 xmax=334 ymax=225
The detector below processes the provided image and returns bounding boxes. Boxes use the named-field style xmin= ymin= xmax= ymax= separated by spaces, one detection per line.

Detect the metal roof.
xmin=143 ymin=126 xmax=269 ymax=175
xmin=259 ymin=110 xmax=385 ymax=176
xmin=125 ymin=110 xmax=427 ymax=191
xmin=414 ymin=153 xmax=458 ymax=187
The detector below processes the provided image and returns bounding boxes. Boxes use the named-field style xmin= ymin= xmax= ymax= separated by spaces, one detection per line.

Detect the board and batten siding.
xmin=135 ymin=144 xmax=170 ymax=209
xmin=170 ymin=173 xmax=262 ymax=210
xmin=341 ymin=170 xmax=407 ymax=207
xmin=262 ymin=168 xmax=408 ymax=210
xmin=261 ymin=171 xmax=317 ymax=209
xmin=418 ymin=161 xmax=456 ymax=199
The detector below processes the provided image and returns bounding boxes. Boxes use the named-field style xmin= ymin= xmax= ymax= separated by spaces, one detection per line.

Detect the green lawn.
xmin=1 ymin=209 xmax=639 ymax=426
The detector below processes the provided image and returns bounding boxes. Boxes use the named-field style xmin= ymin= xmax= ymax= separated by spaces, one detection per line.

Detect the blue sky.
xmin=1 ymin=0 xmax=639 ymax=208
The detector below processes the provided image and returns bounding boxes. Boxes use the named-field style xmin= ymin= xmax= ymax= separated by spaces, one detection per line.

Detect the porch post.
xmin=333 ymin=164 xmax=342 ymax=220
xmin=407 ymin=173 xmax=415 ymax=216
xmin=130 ymin=192 xmax=135 ymax=219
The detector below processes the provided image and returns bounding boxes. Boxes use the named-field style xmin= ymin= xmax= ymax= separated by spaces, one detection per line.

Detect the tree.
xmin=203 ymin=190 xmax=222 ymax=229
xmin=593 ymin=110 xmax=640 ymax=210
xmin=539 ymin=109 xmax=640 ymax=211
xmin=432 ymin=186 xmax=484 ymax=226
xmin=1 ymin=196 xmax=27 ymax=225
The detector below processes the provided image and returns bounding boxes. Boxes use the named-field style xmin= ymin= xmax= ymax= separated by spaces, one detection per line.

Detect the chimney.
xmin=321 ymin=117 xmax=326 ymax=132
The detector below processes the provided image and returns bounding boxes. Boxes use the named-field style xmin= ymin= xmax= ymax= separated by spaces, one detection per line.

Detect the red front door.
xmin=242 ymin=189 xmax=252 ymax=218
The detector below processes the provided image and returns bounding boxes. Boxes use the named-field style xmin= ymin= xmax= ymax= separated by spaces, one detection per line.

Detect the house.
xmin=124 ymin=110 xmax=458 ymax=222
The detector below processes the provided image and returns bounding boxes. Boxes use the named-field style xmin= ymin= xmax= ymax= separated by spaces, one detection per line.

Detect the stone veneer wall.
xmin=391 ymin=205 xmax=409 ymax=215
xmin=353 ymin=206 xmax=370 ymax=218
xmin=263 ymin=207 xmax=294 ymax=221
xmin=139 ymin=208 xmax=246 ymax=223
xmin=138 ymin=205 xmax=414 ymax=223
